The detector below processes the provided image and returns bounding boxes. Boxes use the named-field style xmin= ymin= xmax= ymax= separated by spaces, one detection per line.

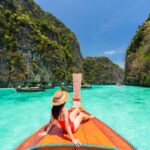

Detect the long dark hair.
xmin=52 ymin=103 xmax=65 ymax=119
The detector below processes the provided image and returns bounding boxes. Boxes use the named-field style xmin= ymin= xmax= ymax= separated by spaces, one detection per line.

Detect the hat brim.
xmin=52 ymin=91 xmax=69 ymax=106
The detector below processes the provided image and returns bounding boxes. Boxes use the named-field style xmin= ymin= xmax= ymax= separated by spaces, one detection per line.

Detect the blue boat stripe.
xmin=29 ymin=143 xmax=119 ymax=150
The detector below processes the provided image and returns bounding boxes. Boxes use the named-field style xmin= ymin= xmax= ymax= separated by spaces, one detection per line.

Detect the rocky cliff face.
xmin=125 ymin=14 xmax=150 ymax=86
xmin=0 ymin=0 xmax=82 ymax=87
xmin=83 ymin=57 xmax=124 ymax=84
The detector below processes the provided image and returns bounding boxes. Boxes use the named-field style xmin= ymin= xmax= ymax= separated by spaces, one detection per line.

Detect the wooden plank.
xmin=38 ymin=124 xmax=72 ymax=145
xmin=82 ymin=122 xmax=100 ymax=145
xmin=15 ymin=124 xmax=48 ymax=150
xmin=93 ymin=119 xmax=135 ymax=150
xmin=74 ymin=123 xmax=88 ymax=144
xmin=38 ymin=134 xmax=71 ymax=145
xmin=82 ymin=120 xmax=115 ymax=147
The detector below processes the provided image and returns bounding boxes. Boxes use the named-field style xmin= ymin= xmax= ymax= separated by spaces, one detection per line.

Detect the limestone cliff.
xmin=125 ymin=14 xmax=150 ymax=86
xmin=0 ymin=0 xmax=82 ymax=87
xmin=83 ymin=57 xmax=124 ymax=84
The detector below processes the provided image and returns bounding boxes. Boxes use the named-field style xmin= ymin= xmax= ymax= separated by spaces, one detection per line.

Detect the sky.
xmin=35 ymin=0 xmax=150 ymax=68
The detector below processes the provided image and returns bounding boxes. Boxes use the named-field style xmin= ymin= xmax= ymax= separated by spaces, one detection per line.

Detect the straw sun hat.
xmin=52 ymin=90 xmax=69 ymax=106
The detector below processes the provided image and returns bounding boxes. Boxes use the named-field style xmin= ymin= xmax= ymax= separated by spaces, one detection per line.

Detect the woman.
xmin=39 ymin=90 xmax=93 ymax=147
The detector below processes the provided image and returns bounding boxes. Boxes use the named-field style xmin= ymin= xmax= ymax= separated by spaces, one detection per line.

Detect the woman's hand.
xmin=38 ymin=131 xmax=47 ymax=137
xmin=72 ymin=138 xmax=81 ymax=147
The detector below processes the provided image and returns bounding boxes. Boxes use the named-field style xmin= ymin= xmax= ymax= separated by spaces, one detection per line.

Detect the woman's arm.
xmin=45 ymin=115 xmax=54 ymax=133
xmin=64 ymin=109 xmax=81 ymax=147
xmin=39 ymin=115 xmax=54 ymax=136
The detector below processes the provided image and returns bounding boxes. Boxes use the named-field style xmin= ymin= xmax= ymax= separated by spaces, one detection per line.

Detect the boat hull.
xmin=29 ymin=144 xmax=118 ymax=150
xmin=15 ymin=110 xmax=135 ymax=150
xmin=16 ymin=88 xmax=45 ymax=92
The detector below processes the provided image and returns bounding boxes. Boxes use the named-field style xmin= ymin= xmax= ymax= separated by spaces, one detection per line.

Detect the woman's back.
xmin=55 ymin=108 xmax=75 ymax=133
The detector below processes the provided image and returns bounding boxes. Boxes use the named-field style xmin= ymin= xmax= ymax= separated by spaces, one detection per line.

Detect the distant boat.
xmin=41 ymin=84 xmax=54 ymax=89
xmin=60 ymin=85 xmax=73 ymax=92
xmin=16 ymin=86 xmax=45 ymax=92
xmin=81 ymin=84 xmax=92 ymax=88
xmin=116 ymin=83 xmax=124 ymax=86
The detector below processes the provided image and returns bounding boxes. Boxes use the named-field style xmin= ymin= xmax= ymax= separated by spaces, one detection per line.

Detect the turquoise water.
xmin=0 ymin=86 xmax=150 ymax=150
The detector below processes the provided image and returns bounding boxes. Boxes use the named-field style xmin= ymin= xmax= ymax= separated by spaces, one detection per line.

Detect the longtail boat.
xmin=60 ymin=85 xmax=73 ymax=92
xmin=81 ymin=84 xmax=92 ymax=88
xmin=16 ymin=74 xmax=135 ymax=150
xmin=41 ymin=84 xmax=55 ymax=89
xmin=16 ymin=87 xmax=45 ymax=92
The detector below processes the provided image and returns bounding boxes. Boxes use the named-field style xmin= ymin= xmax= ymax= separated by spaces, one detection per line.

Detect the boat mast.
xmin=72 ymin=73 xmax=82 ymax=108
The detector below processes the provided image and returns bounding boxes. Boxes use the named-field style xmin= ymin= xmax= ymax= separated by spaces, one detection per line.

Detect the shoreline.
xmin=0 ymin=84 xmax=150 ymax=89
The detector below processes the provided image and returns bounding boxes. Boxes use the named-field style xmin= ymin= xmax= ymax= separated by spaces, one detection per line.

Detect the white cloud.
xmin=103 ymin=47 xmax=126 ymax=56
xmin=104 ymin=50 xmax=115 ymax=55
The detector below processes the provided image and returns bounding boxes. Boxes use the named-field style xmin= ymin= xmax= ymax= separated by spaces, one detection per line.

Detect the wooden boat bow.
xmin=15 ymin=74 xmax=135 ymax=150
xmin=15 ymin=109 xmax=135 ymax=150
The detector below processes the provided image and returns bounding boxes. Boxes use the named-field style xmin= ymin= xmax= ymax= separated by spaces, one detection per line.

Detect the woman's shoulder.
xmin=62 ymin=107 xmax=68 ymax=113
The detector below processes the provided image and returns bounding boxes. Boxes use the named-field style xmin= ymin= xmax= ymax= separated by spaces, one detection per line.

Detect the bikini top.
xmin=57 ymin=114 xmax=74 ymax=133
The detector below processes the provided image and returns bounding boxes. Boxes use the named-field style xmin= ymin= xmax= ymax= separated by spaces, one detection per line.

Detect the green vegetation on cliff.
xmin=125 ymin=13 xmax=150 ymax=86
xmin=83 ymin=57 xmax=124 ymax=84
xmin=0 ymin=0 xmax=82 ymax=87
xmin=0 ymin=0 xmax=125 ymax=87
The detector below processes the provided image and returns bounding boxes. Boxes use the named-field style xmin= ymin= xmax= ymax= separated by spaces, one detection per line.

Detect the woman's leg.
xmin=73 ymin=113 xmax=84 ymax=131
xmin=81 ymin=113 xmax=94 ymax=121
xmin=73 ymin=112 xmax=94 ymax=131
xmin=69 ymin=108 xmax=80 ymax=122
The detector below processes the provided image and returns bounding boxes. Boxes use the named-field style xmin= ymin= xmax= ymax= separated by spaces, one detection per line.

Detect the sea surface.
xmin=0 ymin=86 xmax=150 ymax=150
